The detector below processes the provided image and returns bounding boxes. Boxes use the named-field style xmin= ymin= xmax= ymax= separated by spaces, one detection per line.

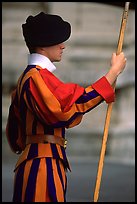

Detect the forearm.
xmin=105 ymin=67 xmax=119 ymax=86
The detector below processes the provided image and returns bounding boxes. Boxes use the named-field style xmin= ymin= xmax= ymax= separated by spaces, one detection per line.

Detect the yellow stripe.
xmin=67 ymin=115 xmax=83 ymax=128
xmin=54 ymin=128 xmax=62 ymax=137
xmin=34 ymin=158 xmax=47 ymax=202
xmin=18 ymin=68 xmax=37 ymax=99
xmin=21 ymin=159 xmax=33 ymax=202
xmin=52 ymin=159 xmax=64 ymax=201
xmin=76 ymin=95 xmax=102 ymax=112
xmin=31 ymin=71 xmax=61 ymax=111
xmin=85 ymin=85 xmax=94 ymax=93
xmin=15 ymin=145 xmax=31 ymax=170
xmin=38 ymin=143 xmax=53 ymax=157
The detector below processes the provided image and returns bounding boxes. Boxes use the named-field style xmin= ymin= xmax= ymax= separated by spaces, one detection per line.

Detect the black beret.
xmin=22 ymin=12 xmax=71 ymax=47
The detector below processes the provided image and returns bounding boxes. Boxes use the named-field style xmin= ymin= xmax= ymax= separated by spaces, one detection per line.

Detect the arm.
xmin=25 ymin=68 xmax=114 ymax=128
xmin=105 ymin=52 xmax=127 ymax=85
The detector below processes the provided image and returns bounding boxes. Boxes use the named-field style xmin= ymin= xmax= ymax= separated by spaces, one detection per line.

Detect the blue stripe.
xmin=13 ymin=162 xmax=26 ymax=202
xmin=83 ymin=99 xmax=103 ymax=114
xmin=23 ymin=65 xmax=37 ymax=76
xmin=52 ymin=99 xmax=103 ymax=128
xmin=62 ymin=127 xmax=65 ymax=138
xmin=18 ymin=65 xmax=36 ymax=92
xmin=51 ymin=143 xmax=60 ymax=158
xmin=56 ymin=159 xmax=66 ymax=201
xmin=24 ymin=158 xmax=40 ymax=202
xmin=25 ymin=91 xmax=32 ymax=108
xmin=27 ymin=144 xmax=38 ymax=160
xmin=19 ymin=78 xmax=29 ymax=102
xmin=52 ymin=112 xmax=83 ymax=128
xmin=19 ymin=80 xmax=30 ymax=134
xmin=19 ymin=67 xmax=36 ymax=104
xmin=60 ymin=147 xmax=70 ymax=170
xmin=76 ymin=90 xmax=99 ymax=104
xmin=32 ymin=118 xmax=37 ymax=135
xmin=46 ymin=158 xmax=57 ymax=202
xmin=56 ymin=159 xmax=64 ymax=188
xmin=44 ymin=124 xmax=54 ymax=135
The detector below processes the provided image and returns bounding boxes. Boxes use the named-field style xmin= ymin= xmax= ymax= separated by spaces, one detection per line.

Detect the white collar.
xmin=28 ymin=53 xmax=56 ymax=72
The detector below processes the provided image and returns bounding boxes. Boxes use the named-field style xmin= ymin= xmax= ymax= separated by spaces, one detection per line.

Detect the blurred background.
xmin=2 ymin=2 xmax=135 ymax=202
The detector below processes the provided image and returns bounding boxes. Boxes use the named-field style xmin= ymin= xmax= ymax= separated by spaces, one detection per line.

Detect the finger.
xmin=112 ymin=52 xmax=116 ymax=57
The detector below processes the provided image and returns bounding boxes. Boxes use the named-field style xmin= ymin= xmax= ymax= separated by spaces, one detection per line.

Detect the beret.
xmin=22 ymin=12 xmax=71 ymax=47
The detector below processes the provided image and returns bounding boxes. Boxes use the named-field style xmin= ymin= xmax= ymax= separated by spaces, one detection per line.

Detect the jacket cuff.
xmin=92 ymin=76 xmax=115 ymax=103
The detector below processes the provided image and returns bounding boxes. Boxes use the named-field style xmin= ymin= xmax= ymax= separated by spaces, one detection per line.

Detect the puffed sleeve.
xmin=24 ymin=68 xmax=115 ymax=128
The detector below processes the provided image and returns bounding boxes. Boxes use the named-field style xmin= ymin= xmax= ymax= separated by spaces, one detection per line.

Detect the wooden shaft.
xmin=93 ymin=2 xmax=130 ymax=202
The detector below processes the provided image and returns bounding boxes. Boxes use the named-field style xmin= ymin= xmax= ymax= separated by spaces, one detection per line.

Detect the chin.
xmin=55 ymin=58 xmax=61 ymax=62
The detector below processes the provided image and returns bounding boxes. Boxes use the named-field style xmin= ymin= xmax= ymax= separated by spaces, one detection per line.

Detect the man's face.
xmin=43 ymin=43 xmax=65 ymax=62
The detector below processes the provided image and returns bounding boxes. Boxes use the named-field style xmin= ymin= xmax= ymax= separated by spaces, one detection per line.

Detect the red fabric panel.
xmin=39 ymin=69 xmax=84 ymax=111
xmin=92 ymin=76 xmax=115 ymax=103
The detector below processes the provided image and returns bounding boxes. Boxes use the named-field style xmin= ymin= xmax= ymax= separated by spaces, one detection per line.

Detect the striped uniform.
xmin=6 ymin=64 xmax=115 ymax=202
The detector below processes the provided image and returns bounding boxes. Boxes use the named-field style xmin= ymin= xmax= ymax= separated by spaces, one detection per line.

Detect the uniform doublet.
xmin=6 ymin=54 xmax=115 ymax=202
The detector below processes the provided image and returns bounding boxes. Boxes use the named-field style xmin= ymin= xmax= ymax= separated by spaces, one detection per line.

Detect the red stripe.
xmin=39 ymin=69 xmax=84 ymax=111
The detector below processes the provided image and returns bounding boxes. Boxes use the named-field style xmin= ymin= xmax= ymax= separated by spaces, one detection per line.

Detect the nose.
xmin=60 ymin=43 xmax=65 ymax=49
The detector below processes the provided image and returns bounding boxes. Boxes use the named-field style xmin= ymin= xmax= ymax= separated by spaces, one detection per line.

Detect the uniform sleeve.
xmin=6 ymin=89 xmax=26 ymax=153
xmin=25 ymin=69 xmax=115 ymax=128
xmin=91 ymin=76 xmax=115 ymax=103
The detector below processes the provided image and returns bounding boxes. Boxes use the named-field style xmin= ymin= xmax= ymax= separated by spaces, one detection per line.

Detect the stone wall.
xmin=2 ymin=2 xmax=135 ymax=163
